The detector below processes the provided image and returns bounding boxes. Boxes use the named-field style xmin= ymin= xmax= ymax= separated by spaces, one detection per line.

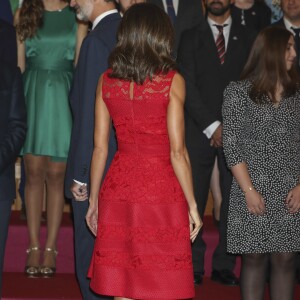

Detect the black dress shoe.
xmin=211 ymin=269 xmax=239 ymax=286
xmin=194 ymin=272 xmax=203 ymax=285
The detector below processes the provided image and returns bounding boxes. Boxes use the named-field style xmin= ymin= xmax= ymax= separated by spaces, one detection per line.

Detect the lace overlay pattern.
xmin=97 ymin=224 xmax=190 ymax=243
xmin=94 ymin=250 xmax=192 ymax=270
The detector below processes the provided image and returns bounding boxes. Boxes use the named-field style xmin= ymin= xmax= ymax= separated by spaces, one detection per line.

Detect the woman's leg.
xmin=23 ymin=154 xmax=47 ymax=267
xmin=269 ymin=252 xmax=296 ymax=300
xmin=42 ymin=159 xmax=66 ymax=269
xmin=210 ymin=157 xmax=222 ymax=221
xmin=240 ymin=253 xmax=268 ymax=300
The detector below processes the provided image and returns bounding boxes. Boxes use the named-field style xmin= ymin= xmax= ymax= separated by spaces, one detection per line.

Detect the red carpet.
xmin=3 ymin=212 xmax=300 ymax=299
xmin=3 ymin=273 xmax=300 ymax=300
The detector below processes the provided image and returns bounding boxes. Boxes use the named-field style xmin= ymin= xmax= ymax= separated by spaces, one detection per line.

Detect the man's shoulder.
xmin=91 ymin=12 xmax=121 ymax=36
xmin=0 ymin=19 xmax=15 ymax=36
xmin=83 ymin=13 xmax=120 ymax=47
xmin=272 ymin=18 xmax=285 ymax=28
xmin=181 ymin=20 xmax=208 ymax=40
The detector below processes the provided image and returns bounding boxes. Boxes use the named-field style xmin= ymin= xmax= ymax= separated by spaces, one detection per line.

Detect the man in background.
xmin=0 ymin=20 xmax=26 ymax=298
xmin=177 ymin=0 xmax=255 ymax=285
xmin=148 ymin=0 xmax=203 ymax=55
xmin=65 ymin=0 xmax=121 ymax=299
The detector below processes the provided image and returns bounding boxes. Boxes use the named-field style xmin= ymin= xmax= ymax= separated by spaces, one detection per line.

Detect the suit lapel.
xmin=175 ymin=0 xmax=195 ymax=29
xmin=199 ymin=22 xmax=222 ymax=69
xmin=222 ymin=21 xmax=242 ymax=69
xmin=176 ymin=0 xmax=186 ymax=19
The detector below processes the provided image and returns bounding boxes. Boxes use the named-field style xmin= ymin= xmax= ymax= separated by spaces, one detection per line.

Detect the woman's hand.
xmin=245 ymin=188 xmax=266 ymax=215
xmin=189 ymin=206 xmax=203 ymax=243
xmin=86 ymin=200 xmax=98 ymax=236
xmin=285 ymin=184 xmax=300 ymax=214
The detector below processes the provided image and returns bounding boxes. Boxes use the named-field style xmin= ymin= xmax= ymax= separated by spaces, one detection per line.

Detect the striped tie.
xmin=215 ymin=25 xmax=226 ymax=64
xmin=166 ymin=0 xmax=176 ymax=25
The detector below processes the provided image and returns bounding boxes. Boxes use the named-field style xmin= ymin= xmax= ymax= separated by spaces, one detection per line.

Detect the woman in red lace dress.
xmin=86 ymin=3 xmax=202 ymax=299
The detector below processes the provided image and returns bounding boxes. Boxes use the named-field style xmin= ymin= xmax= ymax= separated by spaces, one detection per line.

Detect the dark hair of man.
xmin=108 ymin=3 xmax=177 ymax=84
xmin=241 ymin=26 xmax=299 ymax=104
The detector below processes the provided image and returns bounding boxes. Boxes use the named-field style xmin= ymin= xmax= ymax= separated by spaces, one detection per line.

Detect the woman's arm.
xmin=167 ymin=73 xmax=202 ymax=242
xmin=86 ymin=75 xmax=111 ymax=235
xmin=230 ymin=162 xmax=265 ymax=215
xmin=222 ymin=82 xmax=265 ymax=215
xmin=74 ymin=21 xmax=88 ymax=66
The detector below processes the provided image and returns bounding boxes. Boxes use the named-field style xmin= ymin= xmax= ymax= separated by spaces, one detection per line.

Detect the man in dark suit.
xmin=65 ymin=1 xmax=121 ymax=299
xmin=148 ymin=0 xmax=203 ymax=54
xmin=273 ymin=0 xmax=300 ymax=68
xmin=177 ymin=0 xmax=256 ymax=285
xmin=273 ymin=0 xmax=300 ymax=283
xmin=0 ymin=22 xmax=26 ymax=298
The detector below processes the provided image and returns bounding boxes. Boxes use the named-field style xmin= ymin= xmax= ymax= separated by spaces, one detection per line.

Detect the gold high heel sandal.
xmin=40 ymin=248 xmax=58 ymax=278
xmin=24 ymin=246 xmax=41 ymax=277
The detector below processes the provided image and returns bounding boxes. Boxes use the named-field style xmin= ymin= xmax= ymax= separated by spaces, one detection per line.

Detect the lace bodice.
xmin=102 ymin=70 xmax=176 ymax=152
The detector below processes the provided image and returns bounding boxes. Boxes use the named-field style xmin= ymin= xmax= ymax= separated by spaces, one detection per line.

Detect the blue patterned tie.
xmin=166 ymin=0 xmax=176 ymax=25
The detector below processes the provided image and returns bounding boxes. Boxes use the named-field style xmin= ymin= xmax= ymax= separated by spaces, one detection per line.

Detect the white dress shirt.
xmin=283 ymin=17 xmax=300 ymax=35
xmin=161 ymin=0 xmax=179 ymax=15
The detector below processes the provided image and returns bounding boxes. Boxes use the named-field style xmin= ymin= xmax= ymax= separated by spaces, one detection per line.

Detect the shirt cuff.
xmin=73 ymin=179 xmax=87 ymax=186
xmin=203 ymin=121 xmax=221 ymax=139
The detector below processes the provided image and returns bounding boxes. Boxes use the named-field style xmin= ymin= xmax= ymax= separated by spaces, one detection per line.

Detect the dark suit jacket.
xmin=272 ymin=18 xmax=285 ymax=28
xmin=65 ymin=12 xmax=121 ymax=199
xmin=177 ymin=19 xmax=256 ymax=146
xmin=148 ymin=0 xmax=203 ymax=53
xmin=0 ymin=62 xmax=27 ymax=201
xmin=0 ymin=19 xmax=17 ymax=66
xmin=0 ymin=0 xmax=13 ymax=24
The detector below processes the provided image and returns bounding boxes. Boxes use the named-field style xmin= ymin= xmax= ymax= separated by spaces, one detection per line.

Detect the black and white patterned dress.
xmin=222 ymin=80 xmax=300 ymax=254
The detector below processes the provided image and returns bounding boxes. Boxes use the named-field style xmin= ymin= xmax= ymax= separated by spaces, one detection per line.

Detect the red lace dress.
xmin=88 ymin=70 xmax=194 ymax=299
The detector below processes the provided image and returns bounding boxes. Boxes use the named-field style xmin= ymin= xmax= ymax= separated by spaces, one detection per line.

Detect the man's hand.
xmin=71 ymin=182 xmax=88 ymax=201
xmin=210 ymin=124 xmax=223 ymax=148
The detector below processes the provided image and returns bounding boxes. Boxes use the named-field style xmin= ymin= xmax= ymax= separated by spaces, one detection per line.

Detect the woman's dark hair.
xmin=108 ymin=3 xmax=177 ymax=84
xmin=16 ymin=0 xmax=44 ymax=41
xmin=241 ymin=26 xmax=299 ymax=104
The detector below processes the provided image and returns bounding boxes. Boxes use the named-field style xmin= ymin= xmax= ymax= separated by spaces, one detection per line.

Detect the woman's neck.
xmin=43 ymin=0 xmax=66 ymax=12
xmin=273 ymin=83 xmax=283 ymax=106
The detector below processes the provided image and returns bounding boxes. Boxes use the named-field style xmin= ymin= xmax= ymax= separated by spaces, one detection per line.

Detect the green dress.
xmin=21 ymin=6 xmax=77 ymax=161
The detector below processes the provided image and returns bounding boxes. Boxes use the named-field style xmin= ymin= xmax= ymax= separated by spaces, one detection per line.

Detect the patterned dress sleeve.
xmin=222 ymin=80 xmax=248 ymax=168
